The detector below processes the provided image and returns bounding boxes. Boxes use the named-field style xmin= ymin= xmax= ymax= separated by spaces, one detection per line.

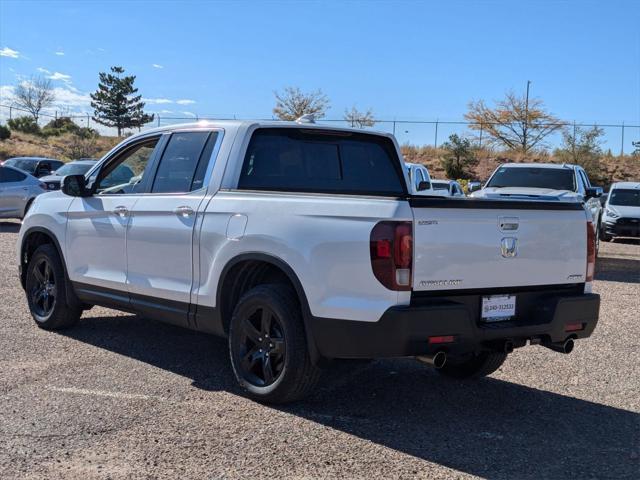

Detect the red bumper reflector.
xmin=428 ymin=335 xmax=455 ymax=344
xmin=565 ymin=323 xmax=584 ymax=332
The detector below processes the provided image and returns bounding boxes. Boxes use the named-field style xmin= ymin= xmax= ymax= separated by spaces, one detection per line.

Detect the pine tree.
xmin=90 ymin=66 xmax=154 ymax=136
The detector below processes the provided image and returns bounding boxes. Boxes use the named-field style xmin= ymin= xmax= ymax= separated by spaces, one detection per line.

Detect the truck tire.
xmin=25 ymin=244 xmax=82 ymax=330
xmin=228 ymin=284 xmax=321 ymax=403
xmin=437 ymin=352 xmax=507 ymax=379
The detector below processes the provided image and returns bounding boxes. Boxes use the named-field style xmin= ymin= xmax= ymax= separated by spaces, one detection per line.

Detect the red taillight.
xmin=370 ymin=221 xmax=413 ymax=291
xmin=565 ymin=323 xmax=584 ymax=332
xmin=586 ymin=221 xmax=596 ymax=283
xmin=428 ymin=335 xmax=455 ymax=344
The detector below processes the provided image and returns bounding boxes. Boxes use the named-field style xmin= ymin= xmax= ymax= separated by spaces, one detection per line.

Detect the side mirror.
xmin=585 ymin=186 xmax=603 ymax=199
xmin=468 ymin=181 xmax=482 ymax=193
xmin=417 ymin=181 xmax=431 ymax=191
xmin=61 ymin=175 xmax=90 ymax=197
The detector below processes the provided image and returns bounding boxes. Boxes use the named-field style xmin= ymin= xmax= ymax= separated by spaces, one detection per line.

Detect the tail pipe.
xmin=416 ymin=351 xmax=447 ymax=369
xmin=543 ymin=338 xmax=575 ymax=355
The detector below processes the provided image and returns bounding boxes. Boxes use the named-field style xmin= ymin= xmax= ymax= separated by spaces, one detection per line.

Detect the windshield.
xmin=55 ymin=163 xmax=94 ymax=176
xmin=487 ymin=167 xmax=575 ymax=191
xmin=609 ymin=189 xmax=640 ymax=207
xmin=4 ymin=158 xmax=36 ymax=174
xmin=432 ymin=182 xmax=449 ymax=190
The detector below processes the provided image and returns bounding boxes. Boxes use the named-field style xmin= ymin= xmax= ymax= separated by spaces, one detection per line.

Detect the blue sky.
xmin=0 ymin=0 xmax=639 ymax=149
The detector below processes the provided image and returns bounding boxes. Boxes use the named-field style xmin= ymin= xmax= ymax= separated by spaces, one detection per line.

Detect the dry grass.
xmin=401 ymin=144 xmax=640 ymax=185
xmin=0 ymin=132 xmax=120 ymax=162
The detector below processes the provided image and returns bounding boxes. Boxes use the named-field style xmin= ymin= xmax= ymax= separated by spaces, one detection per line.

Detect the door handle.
xmin=174 ymin=205 xmax=194 ymax=217
xmin=114 ymin=205 xmax=129 ymax=218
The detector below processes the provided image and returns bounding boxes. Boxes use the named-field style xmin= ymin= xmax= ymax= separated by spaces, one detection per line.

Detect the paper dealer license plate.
xmin=481 ymin=295 xmax=516 ymax=322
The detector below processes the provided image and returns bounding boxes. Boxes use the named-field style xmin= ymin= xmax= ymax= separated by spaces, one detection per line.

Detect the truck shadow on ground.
xmin=596 ymin=255 xmax=640 ymax=283
xmin=61 ymin=313 xmax=639 ymax=479
xmin=0 ymin=221 xmax=21 ymax=233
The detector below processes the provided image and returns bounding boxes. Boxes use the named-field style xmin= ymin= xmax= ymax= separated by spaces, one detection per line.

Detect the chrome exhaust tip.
xmin=417 ymin=351 xmax=447 ymax=369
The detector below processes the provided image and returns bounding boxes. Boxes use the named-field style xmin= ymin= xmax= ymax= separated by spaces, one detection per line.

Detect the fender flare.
xmin=20 ymin=226 xmax=79 ymax=307
xmin=216 ymin=252 xmax=321 ymax=363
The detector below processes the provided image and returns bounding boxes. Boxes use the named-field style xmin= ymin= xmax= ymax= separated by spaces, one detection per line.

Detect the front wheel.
xmin=437 ymin=352 xmax=507 ymax=379
xmin=25 ymin=244 xmax=81 ymax=330
xmin=228 ymin=284 xmax=321 ymax=404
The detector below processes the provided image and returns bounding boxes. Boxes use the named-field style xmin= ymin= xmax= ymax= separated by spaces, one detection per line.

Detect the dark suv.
xmin=3 ymin=157 xmax=64 ymax=178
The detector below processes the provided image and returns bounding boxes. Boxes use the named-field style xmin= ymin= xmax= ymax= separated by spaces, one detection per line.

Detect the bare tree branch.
xmin=273 ymin=87 xmax=330 ymax=121
xmin=465 ymin=90 xmax=564 ymax=154
xmin=13 ymin=75 xmax=55 ymax=123
xmin=343 ymin=106 xmax=375 ymax=128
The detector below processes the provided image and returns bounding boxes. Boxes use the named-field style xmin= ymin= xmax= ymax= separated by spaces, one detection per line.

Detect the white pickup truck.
xmin=18 ymin=121 xmax=600 ymax=403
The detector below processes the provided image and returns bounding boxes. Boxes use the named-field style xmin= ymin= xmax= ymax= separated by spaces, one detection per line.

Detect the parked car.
xmin=431 ymin=179 xmax=465 ymax=197
xmin=18 ymin=121 xmax=600 ymax=403
xmin=39 ymin=160 xmax=99 ymax=191
xmin=0 ymin=165 xmax=46 ymax=219
xmin=471 ymin=163 xmax=603 ymax=250
xmin=601 ymin=182 xmax=640 ymax=241
xmin=3 ymin=157 xmax=64 ymax=178
xmin=405 ymin=162 xmax=434 ymax=195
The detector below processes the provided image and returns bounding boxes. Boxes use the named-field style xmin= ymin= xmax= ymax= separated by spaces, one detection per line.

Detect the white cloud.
xmin=51 ymin=87 xmax=91 ymax=107
xmin=176 ymin=99 xmax=196 ymax=105
xmin=48 ymin=72 xmax=72 ymax=82
xmin=0 ymin=47 xmax=20 ymax=58
xmin=182 ymin=111 xmax=197 ymax=118
xmin=54 ymin=51 xmax=64 ymax=56
xmin=0 ymin=85 xmax=15 ymax=102
xmin=152 ymin=64 xmax=163 ymax=69
xmin=143 ymin=97 xmax=173 ymax=104
xmin=158 ymin=109 xmax=173 ymax=114
xmin=37 ymin=67 xmax=51 ymax=74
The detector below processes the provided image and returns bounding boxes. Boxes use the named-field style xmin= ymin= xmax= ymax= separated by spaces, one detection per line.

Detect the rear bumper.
xmin=309 ymin=291 xmax=600 ymax=359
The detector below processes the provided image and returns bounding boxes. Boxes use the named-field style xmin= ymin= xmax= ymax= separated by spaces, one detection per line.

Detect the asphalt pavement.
xmin=0 ymin=220 xmax=638 ymax=479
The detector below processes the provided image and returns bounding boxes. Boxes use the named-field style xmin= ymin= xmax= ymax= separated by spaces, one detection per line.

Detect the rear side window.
xmin=238 ymin=128 xmax=406 ymax=196
xmin=151 ymin=131 xmax=216 ymax=194
xmin=0 ymin=167 xmax=27 ymax=182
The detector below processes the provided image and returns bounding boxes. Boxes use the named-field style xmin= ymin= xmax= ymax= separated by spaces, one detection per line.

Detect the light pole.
xmin=524 ymin=80 xmax=531 ymax=153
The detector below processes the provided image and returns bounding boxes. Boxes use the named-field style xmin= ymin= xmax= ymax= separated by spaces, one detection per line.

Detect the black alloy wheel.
xmin=237 ymin=305 xmax=286 ymax=387
xmin=29 ymin=257 xmax=57 ymax=317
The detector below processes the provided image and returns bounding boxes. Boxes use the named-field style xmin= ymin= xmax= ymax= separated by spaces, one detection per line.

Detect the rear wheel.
xmin=25 ymin=244 xmax=81 ymax=330
xmin=437 ymin=352 xmax=507 ymax=379
xmin=228 ymin=284 xmax=321 ymax=403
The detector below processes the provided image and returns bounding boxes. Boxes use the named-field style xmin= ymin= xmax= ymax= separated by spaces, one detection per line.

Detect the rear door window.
xmin=0 ymin=167 xmax=27 ymax=183
xmin=151 ymin=131 xmax=215 ymax=194
xmin=238 ymin=128 xmax=405 ymax=196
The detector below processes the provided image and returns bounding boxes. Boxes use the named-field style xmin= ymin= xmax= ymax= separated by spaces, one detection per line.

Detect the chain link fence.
xmin=1 ymin=103 xmax=639 ymax=156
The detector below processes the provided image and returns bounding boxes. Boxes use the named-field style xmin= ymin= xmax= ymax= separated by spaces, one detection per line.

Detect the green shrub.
xmin=42 ymin=117 xmax=81 ymax=137
xmin=7 ymin=116 xmax=40 ymax=135
xmin=440 ymin=134 xmax=477 ymax=179
xmin=0 ymin=124 xmax=10 ymax=141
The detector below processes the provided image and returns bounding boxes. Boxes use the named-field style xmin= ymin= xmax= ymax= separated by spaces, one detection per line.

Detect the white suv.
xmin=17 ymin=121 xmax=600 ymax=403
xmin=601 ymin=182 xmax=640 ymax=241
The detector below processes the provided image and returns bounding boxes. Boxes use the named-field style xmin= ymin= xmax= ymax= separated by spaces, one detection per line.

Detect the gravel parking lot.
xmin=0 ymin=219 xmax=638 ymax=479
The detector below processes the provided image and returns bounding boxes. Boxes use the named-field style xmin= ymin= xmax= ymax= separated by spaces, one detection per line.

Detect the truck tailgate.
xmin=410 ymin=198 xmax=588 ymax=291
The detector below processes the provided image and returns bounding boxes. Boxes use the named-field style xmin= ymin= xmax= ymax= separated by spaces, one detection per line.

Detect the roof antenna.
xmin=296 ymin=114 xmax=316 ymax=124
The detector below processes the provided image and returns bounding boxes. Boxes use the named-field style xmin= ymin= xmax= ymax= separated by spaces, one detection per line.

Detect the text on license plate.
xmin=481 ymin=295 xmax=516 ymax=321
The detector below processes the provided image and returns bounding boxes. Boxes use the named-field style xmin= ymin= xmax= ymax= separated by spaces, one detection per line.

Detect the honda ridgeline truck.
xmin=18 ymin=120 xmax=600 ymax=403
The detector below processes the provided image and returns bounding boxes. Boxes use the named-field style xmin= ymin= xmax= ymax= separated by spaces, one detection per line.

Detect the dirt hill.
xmin=0 ymin=132 xmax=120 ymax=162
xmin=401 ymin=145 xmax=640 ymax=187
xmin=1 ymin=132 xmax=638 ymax=188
